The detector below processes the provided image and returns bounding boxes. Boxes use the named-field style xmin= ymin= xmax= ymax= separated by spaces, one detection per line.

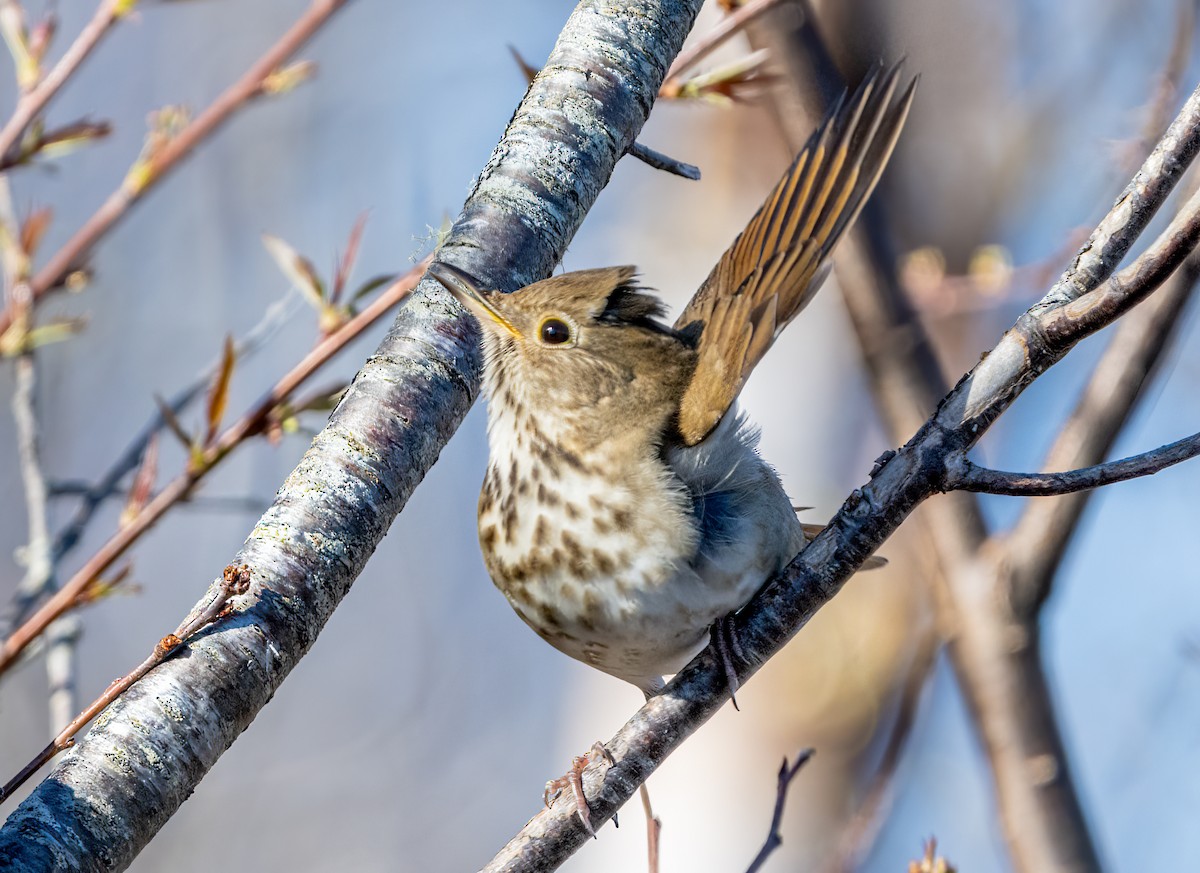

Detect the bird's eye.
xmin=538 ymin=317 xmax=573 ymax=346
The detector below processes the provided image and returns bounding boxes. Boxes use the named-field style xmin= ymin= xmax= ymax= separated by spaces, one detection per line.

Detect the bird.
xmin=429 ymin=63 xmax=913 ymax=831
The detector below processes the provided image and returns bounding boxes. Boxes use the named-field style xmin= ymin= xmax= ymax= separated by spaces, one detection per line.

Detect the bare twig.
xmin=44 ymin=616 xmax=81 ymax=734
xmin=1038 ymin=72 xmax=1200 ymax=310
xmin=947 ymin=432 xmax=1200 ymax=496
xmin=1006 ymin=252 xmax=1200 ymax=615
xmin=0 ymin=564 xmax=252 ymax=804
xmin=10 ymin=351 xmax=83 ymax=742
xmin=10 ymin=355 xmax=53 ymax=617
xmin=0 ymin=0 xmax=351 ymax=339
xmin=0 ymin=259 xmax=427 ymax=674
xmin=626 ymin=140 xmax=701 ymax=179
xmin=0 ymin=0 xmax=127 ymax=161
xmin=743 ymin=750 xmax=814 ymax=873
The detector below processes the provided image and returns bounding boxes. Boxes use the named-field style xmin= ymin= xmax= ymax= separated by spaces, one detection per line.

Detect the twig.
xmin=626 ymin=140 xmax=701 ymax=179
xmin=0 ymin=259 xmax=427 ymax=675
xmin=44 ymin=616 xmax=80 ymax=734
xmin=48 ymin=290 xmax=300 ymax=565
xmin=0 ymin=0 xmax=351 ymax=339
xmin=10 ymin=349 xmax=82 ymax=743
xmin=743 ymin=750 xmax=814 ymax=873
xmin=48 ymin=483 xmax=272 ymax=514
xmin=662 ymin=0 xmax=784 ymax=91
xmin=1035 ymin=181 xmax=1200 ymax=339
xmin=0 ymin=563 xmax=252 ymax=804
xmin=0 ymin=290 xmax=297 ymax=639
xmin=10 ymin=355 xmax=53 ymax=617
xmin=947 ymin=432 xmax=1200 ymax=496
xmin=1006 ymin=250 xmax=1200 ymax=615
xmin=1038 ymin=71 xmax=1200 ymax=310
xmin=0 ymin=0 xmax=127 ymax=161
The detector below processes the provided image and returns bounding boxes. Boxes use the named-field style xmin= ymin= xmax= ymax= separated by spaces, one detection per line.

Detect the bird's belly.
xmin=483 ymin=509 xmax=784 ymax=689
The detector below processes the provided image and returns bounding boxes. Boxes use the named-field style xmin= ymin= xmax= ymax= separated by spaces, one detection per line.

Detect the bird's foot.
xmin=544 ymin=741 xmax=615 ymax=837
xmin=710 ymin=614 xmax=746 ymax=710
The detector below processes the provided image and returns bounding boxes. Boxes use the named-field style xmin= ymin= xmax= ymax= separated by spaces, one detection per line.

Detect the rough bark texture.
xmin=0 ymin=2 xmax=703 ymax=869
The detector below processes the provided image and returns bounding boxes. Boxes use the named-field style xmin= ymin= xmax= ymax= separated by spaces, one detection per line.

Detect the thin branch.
xmin=10 ymin=355 xmax=53 ymax=617
xmin=0 ymin=0 xmax=351 ymax=339
xmin=948 ymin=432 xmax=1200 ymax=496
xmin=49 ymin=290 xmax=299 ymax=564
xmin=0 ymin=564 xmax=252 ymax=804
xmin=1035 ymin=181 xmax=1200 ymax=342
xmin=1006 ymin=251 xmax=1200 ymax=614
xmin=10 ymin=351 xmax=79 ymax=745
xmin=744 ymin=750 xmax=814 ymax=873
xmin=0 ymin=0 xmax=126 ymax=161
xmin=626 ymin=140 xmax=701 ymax=179
xmin=1038 ymin=70 xmax=1200 ymax=310
xmin=44 ymin=617 xmax=81 ymax=734
xmin=0 ymin=260 xmax=427 ymax=675
xmin=507 ymin=47 xmax=699 ymax=180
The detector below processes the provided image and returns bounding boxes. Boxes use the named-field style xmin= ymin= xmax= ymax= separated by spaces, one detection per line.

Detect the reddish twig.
xmin=0 ymin=0 xmax=127 ymax=161
xmin=0 ymin=259 xmax=428 ymax=674
xmin=0 ymin=563 xmax=253 ymax=804
xmin=0 ymin=0 xmax=352 ymax=340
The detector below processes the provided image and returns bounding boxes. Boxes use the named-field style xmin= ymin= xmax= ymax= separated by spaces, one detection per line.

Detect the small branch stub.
xmin=945 ymin=430 xmax=1200 ymax=496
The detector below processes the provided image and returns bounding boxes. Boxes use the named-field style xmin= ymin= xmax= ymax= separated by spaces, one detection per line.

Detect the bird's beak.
xmin=428 ymin=262 xmax=521 ymax=339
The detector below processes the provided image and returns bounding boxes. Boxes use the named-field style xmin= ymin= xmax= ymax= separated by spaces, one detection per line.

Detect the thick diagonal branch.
xmin=0 ymin=2 xmax=704 ymax=870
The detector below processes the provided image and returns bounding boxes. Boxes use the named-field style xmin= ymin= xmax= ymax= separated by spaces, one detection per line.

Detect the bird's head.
xmin=429 ymin=262 xmax=697 ymax=447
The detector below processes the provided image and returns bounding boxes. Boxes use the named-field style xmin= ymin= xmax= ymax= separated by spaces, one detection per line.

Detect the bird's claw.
xmin=711 ymin=614 xmax=745 ymax=710
xmin=544 ymin=741 xmax=615 ymax=838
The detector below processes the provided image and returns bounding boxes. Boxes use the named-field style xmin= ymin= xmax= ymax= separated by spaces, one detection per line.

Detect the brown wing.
xmin=674 ymin=63 xmax=916 ymax=445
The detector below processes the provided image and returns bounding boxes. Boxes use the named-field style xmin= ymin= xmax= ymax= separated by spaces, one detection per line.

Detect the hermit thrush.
xmin=430 ymin=65 xmax=913 ymax=700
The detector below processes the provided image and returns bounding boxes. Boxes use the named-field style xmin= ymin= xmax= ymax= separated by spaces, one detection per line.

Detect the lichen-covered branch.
xmin=0 ymin=1 xmax=704 ymax=869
